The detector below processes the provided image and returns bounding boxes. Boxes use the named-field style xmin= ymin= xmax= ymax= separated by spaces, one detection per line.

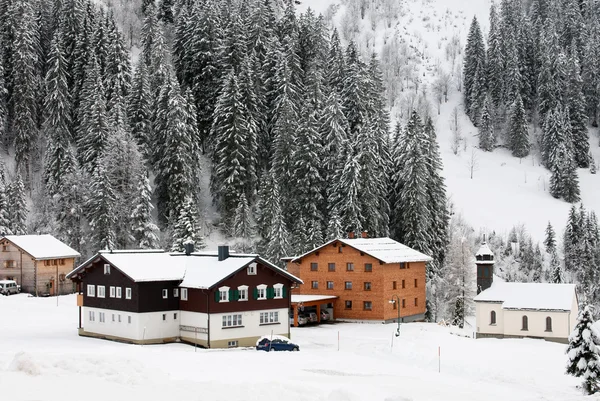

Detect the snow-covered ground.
xmin=0 ymin=294 xmax=587 ymax=400
xmin=298 ymin=0 xmax=600 ymax=242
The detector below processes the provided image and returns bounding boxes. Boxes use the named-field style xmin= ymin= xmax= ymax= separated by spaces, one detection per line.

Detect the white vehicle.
xmin=0 ymin=280 xmax=20 ymax=296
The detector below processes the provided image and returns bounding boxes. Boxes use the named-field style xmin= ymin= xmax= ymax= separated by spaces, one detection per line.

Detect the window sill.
xmin=489 ymin=324 xmax=496 ymax=326
xmin=545 ymin=330 xmax=552 ymax=332
xmin=274 ymin=296 xmax=283 ymax=299
xmin=222 ymin=325 xmax=245 ymax=329
xmin=238 ymin=299 xmax=248 ymax=302
xmin=521 ymin=329 xmax=528 ymax=332
xmin=259 ymin=322 xmax=281 ymax=326
xmin=257 ymin=298 xmax=267 ymax=301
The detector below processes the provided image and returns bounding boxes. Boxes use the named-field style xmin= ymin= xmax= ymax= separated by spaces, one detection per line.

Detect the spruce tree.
xmin=566 ymin=52 xmax=590 ymax=168
xmin=171 ymin=196 xmax=204 ymax=252
xmin=128 ymin=61 xmax=152 ymax=158
xmin=566 ymin=306 xmax=600 ymax=394
xmin=264 ymin=188 xmax=292 ymax=265
xmin=333 ymin=153 xmax=363 ymax=235
xmin=508 ymin=94 xmax=530 ymax=158
xmin=158 ymin=0 xmax=173 ymax=24
xmin=6 ymin=175 xmax=27 ymax=235
xmin=486 ymin=3 xmax=503 ymax=106
xmin=544 ymin=222 xmax=556 ymax=253
xmin=463 ymin=16 xmax=486 ymax=124
xmin=564 ymin=205 xmax=582 ymax=273
xmin=86 ymin=161 xmax=116 ymax=251
xmin=0 ymin=157 xmax=11 ymax=235
xmin=550 ymin=251 xmax=563 ymax=283
xmin=130 ymin=171 xmax=160 ymax=249
xmin=325 ymin=207 xmax=344 ymax=240
xmin=478 ymin=98 xmax=495 ymax=151
xmin=233 ymin=193 xmax=254 ymax=243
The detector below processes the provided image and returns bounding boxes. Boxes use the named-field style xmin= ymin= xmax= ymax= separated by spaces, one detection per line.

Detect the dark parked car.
xmin=256 ymin=336 xmax=300 ymax=352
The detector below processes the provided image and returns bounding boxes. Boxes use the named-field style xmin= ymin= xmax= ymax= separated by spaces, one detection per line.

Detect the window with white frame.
xmin=162 ymin=314 xmax=166 ymax=321
xmin=99 ymin=312 xmax=105 ymax=323
xmin=103 ymin=264 xmax=111 ymax=274
xmin=181 ymin=288 xmax=188 ymax=300
xmin=219 ymin=286 xmax=230 ymax=302
xmin=247 ymin=263 xmax=257 ymax=275
xmin=222 ymin=314 xmax=243 ymax=328
xmin=112 ymin=314 xmax=115 ymax=322
xmin=116 ymin=287 xmax=122 ymax=298
xmin=173 ymin=288 xmax=179 ymax=297
xmin=256 ymin=284 xmax=267 ymax=300
xmin=238 ymin=285 xmax=248 ymax=301
xmin=228 ymin=340 xmax=238 ymax=348
xmin=273 ymin=283 xmax=284 ymax=299
xmin=118 ymin=315 xmax=121 ymax=323
xmin=126 ymin=288 xmax=132 ymax=299
xmin=259 ymin=311 xmax=279 ymax=324
xmin=97 ymin=285 xmax=106 ymax=298
xmin=89 ymin=311 xmax=95 ymax=321
xmin=87 ymin=284 xmax=95 ymax=297
xmin=128 ymin=316 xmax=131 ymax=324
xmin=109 ymin=286 xmax=115 ymax=298
xmin=162 ymin=289 xmax=168 ymax=299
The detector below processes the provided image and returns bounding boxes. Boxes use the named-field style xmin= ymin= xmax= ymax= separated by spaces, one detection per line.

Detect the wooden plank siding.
xmin=0 ymin=239 xmax=76 ymax=295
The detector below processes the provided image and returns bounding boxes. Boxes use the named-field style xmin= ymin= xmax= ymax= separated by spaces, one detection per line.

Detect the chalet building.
xmin=0 ymin=235 xmax=80 ymax=295
xmin=66 ymin=246 xmax=302 ymax=348
xmin=285 ymin=233 xmax=432 ymax=325
xmin=474 ymin=241 xmax=578 ymax=343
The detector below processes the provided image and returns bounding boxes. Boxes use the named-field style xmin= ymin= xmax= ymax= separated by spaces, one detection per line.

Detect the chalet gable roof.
xmin=474 ymin=282 xmax=577 ymax=312
xmin=67 ymin=250 xmax=303 ymax=288
xmin=2 ymin=234 xmax=81 ymax=260
xmin=289 ymin=237 xmax=432 ymax=264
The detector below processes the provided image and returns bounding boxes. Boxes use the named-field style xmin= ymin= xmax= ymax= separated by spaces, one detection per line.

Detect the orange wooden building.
xmin=286 ymin=233 xmax=431 ymax=325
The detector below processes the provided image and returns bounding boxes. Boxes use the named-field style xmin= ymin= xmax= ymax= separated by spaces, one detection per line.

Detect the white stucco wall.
xmin=475 ymin=302 xmax=504 ymax=335
xmin=476 ymin=301 xmax=576 ymax=340
xmin=83 ymin=307 xmax=180 ymax=341
xmin=179 ymin=311 xmax=208 ymax=341
xmin=210 ymin=308 xmax=289 ymax=341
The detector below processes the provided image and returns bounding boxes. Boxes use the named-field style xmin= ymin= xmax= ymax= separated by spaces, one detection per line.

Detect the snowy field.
xmin=0 ymin=294 xmax=588 ymax=401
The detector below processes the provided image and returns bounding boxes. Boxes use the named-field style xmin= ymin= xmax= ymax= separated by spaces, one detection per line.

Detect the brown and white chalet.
xmin=66 ymin=245 xmax=303 ymax=348
xmin=0 ymin=234 xmax=80 ymax=295
xmin=286 ymin=233 xmax=432 ymax=326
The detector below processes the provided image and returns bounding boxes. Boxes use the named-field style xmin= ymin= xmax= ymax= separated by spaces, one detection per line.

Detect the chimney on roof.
xmin=218 ymin=245 xmax=229 ymax=261
xmin=361 ymin=231 xmax=368 ymax=239
xmin=184 ymin=242 xmax=194 ymax=256
xmin=348 ymin=232 xmax=355 ymax=239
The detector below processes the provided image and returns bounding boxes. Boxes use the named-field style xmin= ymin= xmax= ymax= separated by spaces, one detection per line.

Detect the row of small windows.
xmin=216 ymin=284 xmax=285 ymax=302
xmin=312 ymin=279 xmax=418 ymax=290
xmin=220 ymin=311 xmax=280 ymax=328
xmin=489 ymin=311 xmax=553 ymax=332
xmin=88 ymin=311 xmax=132 ymax=324
xmin=309 ymin=262 xmax=410 ymax=271
xmin=87 ymin=285 xmax=132 ymax=299
xmin=343 ymin=298 xmax=418 ymax=310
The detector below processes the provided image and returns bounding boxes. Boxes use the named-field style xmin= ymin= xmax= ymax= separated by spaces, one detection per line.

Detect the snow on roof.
xmin=3 ymin=235 xmax=81 ymax=260
xmin=291 ymin=294 xmax=338 ymax=303
xmin=68 ymin=250 xmax=302 ymax=286
xmin=100 ymin=251 xmax=187 ymax=282
xmin=290 ymin=237 xmax=432 ymax=264
xmin=476 ymin=242 xmax=494 ymax=257
xmin=474 ymin=281 xmax=576 ymax=311
xmin=179 ymin=256 xmax=257 ymax=289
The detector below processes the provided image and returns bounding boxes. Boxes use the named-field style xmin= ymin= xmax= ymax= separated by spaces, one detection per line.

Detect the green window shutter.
xmin=229 ymin=289 xmax=235 ymax=301
xmin=268 ymin=288 xmax=274 ymax=299
xmin=282 ymin=286 xmax=286 ymax=298
xmin=215 ymin=291 xmax=220 ymax=303
xmin=253 ymin=288 xmax=258 ymax=300
xmin=234 ymin=290 xmax=239 ymax=300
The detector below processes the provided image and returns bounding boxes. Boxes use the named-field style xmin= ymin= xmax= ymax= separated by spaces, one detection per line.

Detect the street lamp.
xmin=389 ymin=295 xmax=401 ymax=337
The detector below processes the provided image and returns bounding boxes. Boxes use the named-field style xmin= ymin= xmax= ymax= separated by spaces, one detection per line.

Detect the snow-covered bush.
xmin=566 ymin=306 xmax=600 ymax=394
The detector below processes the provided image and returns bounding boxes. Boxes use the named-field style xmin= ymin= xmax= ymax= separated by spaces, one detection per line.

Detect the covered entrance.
xmin=291 ymin=295 xmax=338 ymax=327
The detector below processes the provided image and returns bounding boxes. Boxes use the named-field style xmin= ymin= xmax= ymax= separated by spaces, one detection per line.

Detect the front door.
xmin=49 ymin=279 xmax=55 ymax=296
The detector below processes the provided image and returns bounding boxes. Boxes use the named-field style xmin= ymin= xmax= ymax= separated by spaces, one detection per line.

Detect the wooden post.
xmin=316 ymin=304 xmax=321 ymax=323
xmin=293 ymin=304 xmax=299 ymax=327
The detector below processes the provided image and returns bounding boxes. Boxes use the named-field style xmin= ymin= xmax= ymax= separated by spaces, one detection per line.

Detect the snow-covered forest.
xmin=0 ymin=0 xmax=599 ymax=322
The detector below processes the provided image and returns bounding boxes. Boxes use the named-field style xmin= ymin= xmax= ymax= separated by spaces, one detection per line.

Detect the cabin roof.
xmin=3 ymin=235 xmax=81 ymax=260
xmin=289 ymin=237 xmax=432 ymax=264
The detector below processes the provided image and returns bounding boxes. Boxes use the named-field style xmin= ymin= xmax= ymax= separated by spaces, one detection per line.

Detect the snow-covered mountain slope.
xmin=300 ymin=0 xmax=600 ymax=242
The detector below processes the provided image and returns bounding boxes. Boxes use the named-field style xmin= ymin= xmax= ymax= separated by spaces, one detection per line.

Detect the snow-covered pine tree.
xmin=211 ymin=70 xmax=256 ymax=227
xmin=53 ymin=166 xmax=85 ymax=252
xmin=264 ymin=188 xmax=292 ymax=266
xmin=508 ymin=94 xmax=530 ymax=158
xmin=566 ymin=50 xmax=590 ymax=168
xmin=478 ymin=98 xmax=495 ymax=151
xmin=43 ymin=32 xmax=76 ymax=196
xmin=333 ymin=152 xmax=363 ymax=236
xmin=564 ymin=205 xmax=582 ymax=273
xmin=325 ymin=207 xmax=344 ymax=241
xmin=550 ymin=146 xmax=581 ymax=203
xmin=0 ymin=56 xmax=6 ymax=150
xmin=544 ymin=221 xmax=556 ymax=254
xmin=463 ymin=16 xmax=486 ymax=125
xmin=11 ymin=0 xmax=39 ymax=182
xmin=566 ymin=306 xmax=600 ymax=394
xmin=581 ymin=7 xmax=600 ymax=125
xmin=550 ymin=250 xmax=563 ymax=283
xmin=6 ymin=174 xmax=27 ymax=235
xmin=130 ymin=171 xmax=160 ymax=249
xmin=0 ymin=157 xmax=11 ymax=235
xmin=86 ymin=161 xmax=116 ymax=251
xmin=486 ymin=3 xmax=503 ymax=106
xmin=158 ymin=0 xmax=174 ymax=24
xmin=171 ymin=196 xmax=204 ymax=252
xmin=233 ymin=193 xmax=254 ymax=251
xmin=128 ymin=60 xmax=152 ymax=158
